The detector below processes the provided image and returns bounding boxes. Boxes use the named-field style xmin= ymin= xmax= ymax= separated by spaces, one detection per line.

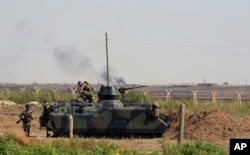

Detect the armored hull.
xmin=40 ymin=95 xmax=169 ymax=138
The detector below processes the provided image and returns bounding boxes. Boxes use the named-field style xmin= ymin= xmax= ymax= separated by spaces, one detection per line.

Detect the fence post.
xmin=70 ymin=87 xmax=77 ymax=96
xmin=236 ymin=91 xmax=243 ymax=104
xmin=34 ymin=87 xmax=42 ymax=100
xmin=4 ymin=87 xmax=10 ymax=95
xmin=165 ymin=89 xmax=172 ymax=104
xmin=19 ymin=87 xmax=26 ymax=93
xmin=51 ymin=88 xmax=58 ymax=100
xmin=211 ymin=91 xmax=217 ymax=104
xmin=69 ymin=114 xmax=73 ymax=139
xmin=191 ymin=90 xmax=198 ymax=104
xmin=178 ymin=104 xmax=185 ymax=144
xmin=142 ymin=90 xmax=149 ymax=96
xmin=34 ymin=87 xmax=42 ymax=95
xmin=51 ymin=88 xmax=58 ymax=93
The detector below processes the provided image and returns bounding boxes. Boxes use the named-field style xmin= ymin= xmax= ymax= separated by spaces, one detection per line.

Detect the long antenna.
xmin=105 ymin=32 xmax=109 ymax=86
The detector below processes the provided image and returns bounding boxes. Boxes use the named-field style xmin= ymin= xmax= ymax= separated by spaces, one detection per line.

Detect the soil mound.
xmin=0 ymin=100 xmax=17 ymax=107
xmin=164 ymin=109 xmax=250 ymax=142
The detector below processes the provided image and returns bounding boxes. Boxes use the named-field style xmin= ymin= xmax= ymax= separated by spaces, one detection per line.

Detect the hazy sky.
xmin=0 ymin=0 xmax=250 ymax=85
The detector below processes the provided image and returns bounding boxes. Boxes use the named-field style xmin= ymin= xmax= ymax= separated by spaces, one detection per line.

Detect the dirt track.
xmin=1 ymin=103 xmax=250 ymax=152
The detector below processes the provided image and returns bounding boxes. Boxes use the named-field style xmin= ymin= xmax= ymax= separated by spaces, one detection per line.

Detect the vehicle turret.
xmin=98 ymin=85 xmax=122 ymax=100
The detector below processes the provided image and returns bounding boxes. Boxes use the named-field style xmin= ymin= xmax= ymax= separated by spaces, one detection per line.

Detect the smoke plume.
xmin=101 ymin=67 xmax=126 ymax=84
xmin=53 ymin=47 xmax=94 ymax=80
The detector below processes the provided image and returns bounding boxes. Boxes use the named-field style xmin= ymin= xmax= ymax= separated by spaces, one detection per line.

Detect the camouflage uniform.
xmin=77 ymin=81 xmax=94 ymax=102
xmin=19 ymin=104 xmax=34 ymax=137
xmin=152 ymin=102 xmax=160 ymax=118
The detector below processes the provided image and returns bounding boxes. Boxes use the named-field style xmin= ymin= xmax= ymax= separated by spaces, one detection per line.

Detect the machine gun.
xmin=16 ymin=112 xmax=33 ymax=124
xmin=16 ymin=118 xmax=23 ymax=124
xmin=118 ymin=85 xmax=147 ymax=97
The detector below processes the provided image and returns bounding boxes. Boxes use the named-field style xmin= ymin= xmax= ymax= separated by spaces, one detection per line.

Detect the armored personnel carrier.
xmin=39 ymin=33 xmax=170 ymax=138
xmin=39 ymin=85 xmax=169 ymax=138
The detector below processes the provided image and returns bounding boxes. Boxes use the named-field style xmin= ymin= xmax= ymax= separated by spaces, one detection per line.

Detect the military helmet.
xmin=153 ymin=102 xmax=160 ymax=108
xmin=25 ymin=103 xmax=31 ymax=108
xmin=78 ymin=81 xmax=83 ymax=86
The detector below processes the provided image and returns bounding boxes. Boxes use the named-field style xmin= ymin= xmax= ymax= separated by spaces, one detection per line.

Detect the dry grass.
xmin=11 ymin=131 xmax=30 ymax=146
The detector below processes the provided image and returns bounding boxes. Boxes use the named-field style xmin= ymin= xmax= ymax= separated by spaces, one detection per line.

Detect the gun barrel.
xmin=16 ymin=119 xmax=22 ymax=124
xmin=118 ymin=85 xmax=147 ymax=95
xmin=123 ymin=85 xmax=147 ymax=90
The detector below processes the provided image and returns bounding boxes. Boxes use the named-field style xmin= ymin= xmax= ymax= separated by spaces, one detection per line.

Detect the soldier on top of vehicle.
xmin=77 ymin=81 xmax=94 ymax=103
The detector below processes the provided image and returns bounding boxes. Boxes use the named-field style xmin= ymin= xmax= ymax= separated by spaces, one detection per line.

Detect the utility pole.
xmin=105 ymin=32 xmax=109 ymax=86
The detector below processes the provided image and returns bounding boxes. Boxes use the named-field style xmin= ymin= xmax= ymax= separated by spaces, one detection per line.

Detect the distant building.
xmin=197 ymin=83 xmax=218 ymax=87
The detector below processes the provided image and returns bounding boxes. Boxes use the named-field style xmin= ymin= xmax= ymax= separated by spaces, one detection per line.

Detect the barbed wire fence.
xmin=0 ymin=85 xmax=249 ymax=104
xmin=149 ymin=89 xmax=247 ymax=104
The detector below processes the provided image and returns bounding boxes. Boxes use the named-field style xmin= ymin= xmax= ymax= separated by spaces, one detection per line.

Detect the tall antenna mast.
xmin=105 ymin=32 xmax=109 ymax=86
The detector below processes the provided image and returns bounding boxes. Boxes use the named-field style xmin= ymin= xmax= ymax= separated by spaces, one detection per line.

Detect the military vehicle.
xmin=39 ymin=33 xmax=170 ymax=138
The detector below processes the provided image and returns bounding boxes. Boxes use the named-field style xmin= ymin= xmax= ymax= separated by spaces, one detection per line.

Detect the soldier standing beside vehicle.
xmin=18 ymin=104 xmax=34 ymax=137
xmin=77 ymin=81 xmax=94 ymax=103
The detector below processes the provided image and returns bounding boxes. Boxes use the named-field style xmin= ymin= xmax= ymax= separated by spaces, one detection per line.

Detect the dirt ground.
xmin=164 ymin=109 xmax=250 ymax=141
xmin=1 ymin=102 xmax=250 ymax=152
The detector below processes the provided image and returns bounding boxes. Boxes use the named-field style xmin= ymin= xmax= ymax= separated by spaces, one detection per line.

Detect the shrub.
xmin=0 ymin=133 xmax=228 ymax=155
xmin=121 ymin=92 xmax=153 ymax=105
xmin=27 ymin=145 xmax=58 ymax=155
xmin=0 ymin=133 xmax=22 ymax=155
xmin=162 ymin=141 xmax=228 ymax=155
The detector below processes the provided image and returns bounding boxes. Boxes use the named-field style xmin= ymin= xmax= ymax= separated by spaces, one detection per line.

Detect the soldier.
xmin=77 ymin=81 xmax=94 ymax=102
xmin=19 ymin=103 xmax=34 ymax=137
xmin=152 ymin=102 xmax=160 ymax=118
